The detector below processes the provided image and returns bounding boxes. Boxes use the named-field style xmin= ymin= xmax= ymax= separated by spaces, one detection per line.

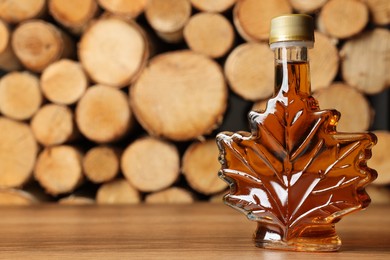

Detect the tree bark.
xmin=121 ymin=137 xmax=180 ymax=192
xmin=130 ymin=50 xmax=227 ymax=141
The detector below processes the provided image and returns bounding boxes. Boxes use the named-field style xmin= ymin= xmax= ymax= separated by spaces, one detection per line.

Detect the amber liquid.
xmin=217 ymin=60 xmax=377 ymax=251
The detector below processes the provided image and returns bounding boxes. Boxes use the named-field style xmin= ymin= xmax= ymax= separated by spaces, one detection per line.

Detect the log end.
xmin=41 ymin=59 xmax=88 ymax=105
xmin=145 ymin=187 xmax=194 ymax=204
xmin=79 ymin=17 xmax=148 ymax=88
xmin=370 ymin=131 xmax=390 ymax=186
xmin=225 ymin=43 xmax=274 ymax=101
xmin=34 ymin=146 xmax=84 ymax=196
xmin=182 ymin=140 xmax=228 ymax=195
xmin=0 ymin=71 xmax=42 ymax=120
xmin=83 ymin=146 xmax=120 ymax=183
xmin=131 ymin=50 xmax=227 ymax=141
xmin=184 ymin=12 xmax=235 ymax=58
xmin=76 ymin=85 xmax=132 ymax=143
xmin=96 ymin=179 xmax=140 ymax=204
xmin=122 ymin=137 xmax=180 ymax=192
xmin=0 ymin=118 xmax=38 ymax=188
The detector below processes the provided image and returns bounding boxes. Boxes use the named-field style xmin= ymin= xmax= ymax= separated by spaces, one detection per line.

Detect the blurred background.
xmin=0 ymin=0 xmax=389 ymax=206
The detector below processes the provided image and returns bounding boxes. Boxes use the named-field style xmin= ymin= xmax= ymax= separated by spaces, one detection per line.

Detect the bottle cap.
xmin=269 ymin=14 xmax=314 ymax=45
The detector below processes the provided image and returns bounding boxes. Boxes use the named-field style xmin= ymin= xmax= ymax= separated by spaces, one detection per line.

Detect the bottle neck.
xmin=272 ymin=42 xmax=311 ymax=96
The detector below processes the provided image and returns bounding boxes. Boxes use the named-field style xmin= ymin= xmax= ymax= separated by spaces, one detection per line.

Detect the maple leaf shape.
xmin=217 ymin=81 xmax=377 ymax=243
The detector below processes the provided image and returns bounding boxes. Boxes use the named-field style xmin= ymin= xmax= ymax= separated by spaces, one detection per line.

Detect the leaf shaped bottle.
xmin=216 ymin=14 xmax=377 ymax=252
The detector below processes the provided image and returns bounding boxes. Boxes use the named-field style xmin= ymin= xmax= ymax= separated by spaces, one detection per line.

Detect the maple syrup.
xmin=217 ymin=14 xmax=377 ymax=252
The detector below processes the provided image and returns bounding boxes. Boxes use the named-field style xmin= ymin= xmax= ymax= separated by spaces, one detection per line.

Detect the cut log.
xmin=313 ymin=83 xmax=373 ymax=132
xmin=363 ymin=0 xmax=390 ymax=25
xmin=0 ymin=117 xmax=38 ymax=188
xmin=121 ymin=137 xmax=180 ymax=192
xmin=96 ymin=179 xmax=140 ymax=204
xmin=309 ymin=31 xmax=339 ymax=92
xmin=59 ymin=195 xmax=95 ymax=205
xmin=183 ymin=12 xmax=235 ymax=58
xmin=289 ymin=0 xmax=328 ymax=13
xmin=12 ymin=20 xmax=75 ymax=72
xmin=98 ymin=0 xmax=147 ymax=18
xmin=0 ymin=71 xmax=42 ymax=120
xmin=224 ymin=43 xmax=274 ymax=101
xmin=31 ymin=104 xmax=77 ymax=146
xmin=76 ymin=85 xmax=132 ymax=143
xmin=145 ymin=0 xmax=191 ymax=43
xmin=83 ymin=146 xmax=120 ymax=183
xmin=234 ymin=0 xmax=292 ymax=42
xmin=252 ymin=100 xmax=267 ymax=112
xmin=0 ymin=19 xmax=21 ymax=71
xmin=370 ymin=131 xmax=390 ymax=185
xmin=49 ymin=0 xmax=98 ymax=34
xmin=209 ymin=191 xmax=228 ymax=203
xmin=145 ymin=187 xmax=194 ymax=204
xmin=190 ymin=0 xmax=236 ymax=12
xmin=182 ymin=140 xmax=228 ymax=195
xmin=340 ymin=29 xmax=390 ymax=94
xmin=131 ymin=50 xmax=227 ymax=141
xmin=0 ymin=0 xmax=46 ymax=23
xmin=0 ymin=188 xmax=38 ymax=205
xmin=79 ymin=17 xmax=148 ymax=88
xmin=34 ymin=145 xmax=84 ymax=196
xmin=41 ymin=59 xmax=88 ymax=105
xmin=318 ymin=0 xmax=368 ymax=39
xmin=366 ymin=185 xmax=390 ymax=205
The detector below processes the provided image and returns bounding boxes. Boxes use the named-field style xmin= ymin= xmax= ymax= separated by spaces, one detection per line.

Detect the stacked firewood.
xmin=0 ymin=0 xmax=389 ymax=205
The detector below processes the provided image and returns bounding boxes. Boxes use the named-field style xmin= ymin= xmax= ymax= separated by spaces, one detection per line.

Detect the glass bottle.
xmin=216 ymin=14 xmax=377 ymax=252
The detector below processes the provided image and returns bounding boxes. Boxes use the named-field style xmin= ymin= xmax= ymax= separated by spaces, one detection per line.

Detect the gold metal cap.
xmin=269 ymin=14 xmax=314 ymax=45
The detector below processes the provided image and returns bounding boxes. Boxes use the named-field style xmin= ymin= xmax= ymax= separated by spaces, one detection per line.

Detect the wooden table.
xmin=0 ymin=204 xmax=389 ymax=259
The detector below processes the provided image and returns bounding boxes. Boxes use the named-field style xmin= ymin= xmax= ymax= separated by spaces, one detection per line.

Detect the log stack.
xmin=0 ymin=0 xmax=389 ymax=206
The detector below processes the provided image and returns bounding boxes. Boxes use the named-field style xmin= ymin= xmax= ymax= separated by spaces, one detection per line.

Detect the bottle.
xmin=216 ymin=14 xmax=377 ymax=252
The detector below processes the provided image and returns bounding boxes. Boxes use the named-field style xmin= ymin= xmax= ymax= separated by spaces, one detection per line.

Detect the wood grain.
xmin=0 ymin=204 xmax=389 ymax=259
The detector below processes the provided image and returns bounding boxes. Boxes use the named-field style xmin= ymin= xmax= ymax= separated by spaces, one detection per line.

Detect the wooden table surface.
xmin=0 ymin=203 xmax=389 ymax=259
